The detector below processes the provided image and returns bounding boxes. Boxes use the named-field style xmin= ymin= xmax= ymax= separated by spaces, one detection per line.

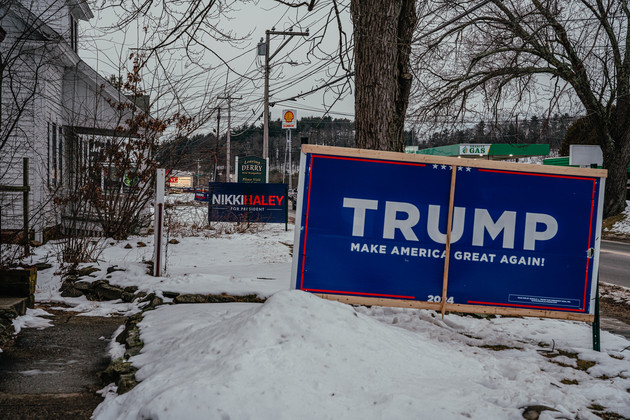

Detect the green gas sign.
xmin=459 ymin=144 xmax=491 ymax=156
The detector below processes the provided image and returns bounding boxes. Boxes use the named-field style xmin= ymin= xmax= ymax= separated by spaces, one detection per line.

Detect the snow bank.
xmin=94 ymin=291 xmax=630 ymax=420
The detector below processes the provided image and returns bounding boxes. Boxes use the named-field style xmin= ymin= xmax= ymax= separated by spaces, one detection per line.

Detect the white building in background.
xmin=0 ymin=0 xmax=141 ymax=242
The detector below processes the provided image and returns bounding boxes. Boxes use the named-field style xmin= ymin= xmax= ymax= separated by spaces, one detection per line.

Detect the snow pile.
xmin=94 ymin=291 xmax=630 ymax=420
xmin=600 ymin=283 xmax=630 ymax=306
xmin=165 ymin=192 xmax=196 ymax=205
xmin=11 ymin=308 xmax=54 ymax=334
xmin=608 ymin=201 xmax=630 ymax=235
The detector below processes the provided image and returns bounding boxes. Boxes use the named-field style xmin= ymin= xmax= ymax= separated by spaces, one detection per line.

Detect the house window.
xmin=47 ymin=123 xmax=50 ymax=187
xmin=52 ymin=123 xmax=57 ymax=187
xmin=70 ymin=16 xmax=78 ymax=52
xmin=58 ymin=125 xmax=63 ymax=183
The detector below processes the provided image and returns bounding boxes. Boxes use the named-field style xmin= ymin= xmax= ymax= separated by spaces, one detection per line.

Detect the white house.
xmin=0 ymin=0 xmax=143 ymax=243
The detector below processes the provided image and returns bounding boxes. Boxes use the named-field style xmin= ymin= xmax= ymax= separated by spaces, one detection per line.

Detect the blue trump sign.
xmin=291 ymin=146 xmax=606 ymax=320
xmin=206 ymin=182 xmax=288 ymax=224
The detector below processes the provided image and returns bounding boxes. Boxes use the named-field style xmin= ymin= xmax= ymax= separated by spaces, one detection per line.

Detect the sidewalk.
xmin=0 ymin=305 xmax=123 ymax=419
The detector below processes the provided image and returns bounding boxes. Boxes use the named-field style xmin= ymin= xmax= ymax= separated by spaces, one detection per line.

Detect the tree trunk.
xmin=351 ymin=0 xmax=416 ymax=152
xmin=602 ymin=132 xmax=630 ymax=219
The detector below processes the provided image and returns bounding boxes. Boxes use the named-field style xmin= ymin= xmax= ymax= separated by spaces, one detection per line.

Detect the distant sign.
xmin=207 ymin=182 xmax=288 ymax=223
xmin=570 ymin=145 xmax=603 ymax=167
xmin=460 ymin=144 xmax=491 ymax=156
xmin=282 ymin=110 xmax=297 ymax=129
xmin=168 ymin=176 xmax=192 ymax=189
xmin=238 ymin=156 xmax=266 ymax=183
xmin=292 ymin=145 xmax=607 ymax=322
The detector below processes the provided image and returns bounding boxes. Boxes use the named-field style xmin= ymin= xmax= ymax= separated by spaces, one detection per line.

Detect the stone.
xmin=64 ymin=274 xmax=79 ymax=283
xmin=124 ymin=346 xmax=142 ymax=359
xmin=0 ymin=306 xmax=19 ymax=320
xmin=147 ymin=296 xmax=163 ymax=308
xmin=77 ymin=266 xmax=100 ymax=277
xmin=34 ymin=262 xmax=53 ymax=271
xmin=168 ymin=238 xmax=180 ymax=244
xmin=124 ymin=243 xmax=132 ymax=249
xmin=60 ymin=281 xmax=83 ymax=298
xmin=522 ymin=405 xmax=558 ymax=420
xmin=95 ymin=283 xmax=125 ymax=301
xmin=125 ymin=329 xmax=142 ymax=349
xmin=101 ymin=358 xmax=136 ymax=384
xmin=121 ymin=292 xmax=135 ymax=303
xmin=117 ymin=373 xmax=139 ymax=394
xmin=174 ymin=294 xmax=207 ymax=304
xmin=136 ymin=242 xmax=147 ymax=248
xmin=74 ymin=281 xmax=92 ymax=291
xmin=107 ymin=265 xmax=125 ymax=274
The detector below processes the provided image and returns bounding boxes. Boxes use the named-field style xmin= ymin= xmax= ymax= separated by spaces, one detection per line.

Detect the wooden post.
xmin=153 ymin=169 xmax=165 ymax=276
xmin=441 ymin=165 xmax=457 ymax=318
xmin=22 ymin=158 xmax=29 ymax=256
xmin=593 ymin=274 xmax=601 ymax=351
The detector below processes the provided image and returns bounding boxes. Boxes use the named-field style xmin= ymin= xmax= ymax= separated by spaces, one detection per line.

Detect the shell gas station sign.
xmin=282 ymin=109 xmax=297 ymax=129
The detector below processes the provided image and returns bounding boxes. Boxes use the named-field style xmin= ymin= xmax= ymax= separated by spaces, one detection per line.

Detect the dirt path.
xmin=0 ymin=306 xmax=124 ymax=419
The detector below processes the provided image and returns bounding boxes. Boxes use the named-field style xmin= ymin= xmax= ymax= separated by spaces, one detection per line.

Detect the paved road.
xmin=598 ymin=240 xmax=630 ymax=340
xmin=0 ymin=307 xmax=123 ymax=419
xmin=599 ymin=240 xmax=630 ymax=288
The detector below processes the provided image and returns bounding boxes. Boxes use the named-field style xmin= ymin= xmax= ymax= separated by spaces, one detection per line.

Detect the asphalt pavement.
xmin=599 ymin=240 xmax=630 ymax=288
xmin=0 ymin=307 xmax=123 ymax=419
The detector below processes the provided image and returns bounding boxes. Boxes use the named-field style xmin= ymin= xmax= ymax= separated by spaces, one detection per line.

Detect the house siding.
xmin=1 ymin=1 xmax=137 ymax=242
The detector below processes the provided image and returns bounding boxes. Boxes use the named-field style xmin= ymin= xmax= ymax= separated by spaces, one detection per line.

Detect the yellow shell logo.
xmin=284 ymin=111 xmax=295 ymax=123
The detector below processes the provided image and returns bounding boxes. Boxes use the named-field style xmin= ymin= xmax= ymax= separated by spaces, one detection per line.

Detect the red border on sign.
xmin=470 ymin=168 xmax=598 ymax=312
xmin=299 ymin=154 xmax=425 ymax=297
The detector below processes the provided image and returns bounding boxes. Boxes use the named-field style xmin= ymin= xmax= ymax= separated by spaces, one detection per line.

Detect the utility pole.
xmin=215 ymin=107 xmax=220 ymax=182
xmin=262 ymin=28 xmax=309 ymax=160
xmin=218 ymin=95 xmax=241 ymax=182
xmin=195 ymin=159 xmax=201 ymax=189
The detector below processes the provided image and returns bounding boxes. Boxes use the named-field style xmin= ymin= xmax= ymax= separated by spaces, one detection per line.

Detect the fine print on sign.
xmin=291 ymin=145 xmax=607 ymax=322
xmin=282 ymin=109 xmax=297 ymax=129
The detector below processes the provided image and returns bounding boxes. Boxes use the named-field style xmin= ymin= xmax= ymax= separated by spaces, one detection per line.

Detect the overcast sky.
xmin=82 ymin=1 xmax=355 ymax=134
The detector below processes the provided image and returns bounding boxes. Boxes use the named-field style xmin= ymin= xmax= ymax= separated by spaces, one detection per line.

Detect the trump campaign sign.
xmin=291 ymin=145 xmax=607 ymax=321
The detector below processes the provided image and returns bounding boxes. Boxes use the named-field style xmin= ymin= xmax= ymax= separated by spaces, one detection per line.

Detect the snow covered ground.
xmin=10 ymin=194 xmax=630 ymax=419
xmin=606 ymin=200 xmax=630 ymax=236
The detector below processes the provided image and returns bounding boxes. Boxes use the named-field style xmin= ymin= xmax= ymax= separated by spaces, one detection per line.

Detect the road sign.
xmin=282 ymin=110 xmax=297 ymax=129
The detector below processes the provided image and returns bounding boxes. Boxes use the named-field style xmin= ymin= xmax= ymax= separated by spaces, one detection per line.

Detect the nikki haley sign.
xmin=206 ymin=182 xmax=288 ymax=224
xmin=291 ymin=146 xmax=607 ymax=321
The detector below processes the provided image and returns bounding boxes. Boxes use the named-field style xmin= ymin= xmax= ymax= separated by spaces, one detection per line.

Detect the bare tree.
xmin=413 ymin=0 xmax=630 ymax=218
xmin=92 ymin=0 xmax=248 ymax=132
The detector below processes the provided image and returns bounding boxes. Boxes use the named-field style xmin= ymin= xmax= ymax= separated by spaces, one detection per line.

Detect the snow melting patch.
xmin=12 ymin=308 xmax=54 ymax=334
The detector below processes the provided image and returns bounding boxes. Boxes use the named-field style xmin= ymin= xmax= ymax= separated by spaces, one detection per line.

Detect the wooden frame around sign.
xmin=295 ymin=145 xmax=607 ymax=323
